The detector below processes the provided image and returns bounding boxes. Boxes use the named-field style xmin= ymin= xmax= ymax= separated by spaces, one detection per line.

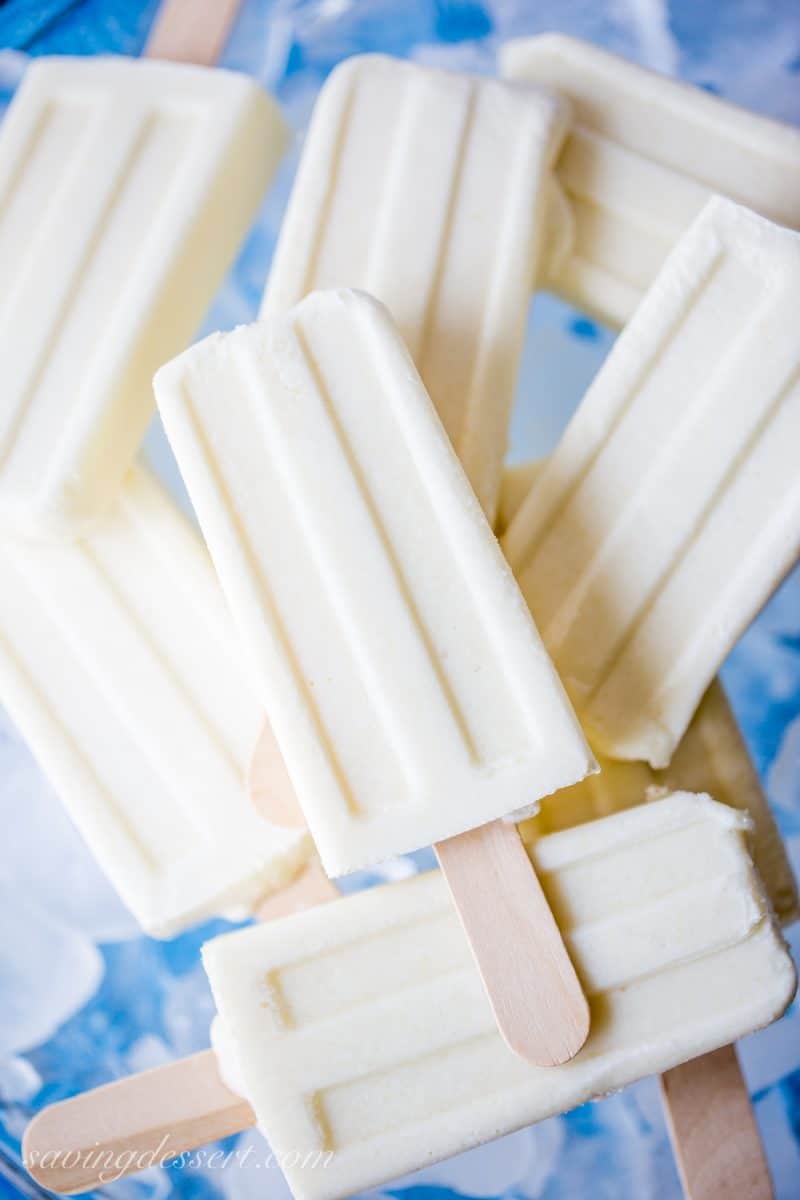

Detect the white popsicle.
xmin=0 ymin=55 xmax=285 ymax=537
xmin=0 ymin=467 xmax=311 ymax=936
xmin=205 ymin=793 xmax=795 ymax=1200
xmin=501 ymin=33 xmax=800 ymax=327
xmin=156 ymin=288 xmax=593 ymax=875
xmin=261 ymin=53 xmax=568 ymax=520
xmin=503 ymin=197 xmax=800 ymax=768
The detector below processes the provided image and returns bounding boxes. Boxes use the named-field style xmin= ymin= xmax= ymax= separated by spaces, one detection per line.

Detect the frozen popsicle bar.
xmin=155 ymin=288 xmax=594 ymax=875
xmin=261 ymin=54 xmax=568 ymax=519
xmin=0 ymin=56 xmax=286 ymax=538
xmin=503 ymin=197 xmax=800 ymax=768
xmin=501 ymin=34 xmax=800 ymax=327
xmin=205 ymin=792 xmax=795 ymax=1200
xmin=0 ymin=466 xmax=311 ymax=936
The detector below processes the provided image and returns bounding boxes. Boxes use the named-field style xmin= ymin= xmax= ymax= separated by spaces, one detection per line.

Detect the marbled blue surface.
xmin=0 ymin=1 xmax=799 ymax=1197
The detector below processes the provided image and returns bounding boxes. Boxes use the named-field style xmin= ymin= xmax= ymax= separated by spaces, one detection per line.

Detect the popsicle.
xmin=24 ymin=793 xmax=796 ymax=1198
xmin=156 ymin=287 xmax=595 ymax=1063
xmin=500 ymin=461 xmax=798 ymax=925
xmin=503 ymin=196 xmax=800 ymax=768
xmin=0 ymin=466 xmax=311 ymax=936
xmin=155 ymin=288 xmax=595 ymax=864
xmin=260 ymin=53 xmax=569 ymax=520
xmin=0 ymin=45 xmax=285 ymax=537
xmin=500 ymin=33 xmax=800 ymax=327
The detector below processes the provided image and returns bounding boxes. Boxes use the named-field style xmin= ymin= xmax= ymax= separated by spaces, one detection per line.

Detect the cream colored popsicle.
xmin=501 ymin=33 xmax=800 ymax=328
xmin=0 ymin=466 xmax=311 ymax=936
xmin=503 ymin=197 xmax=800 ymax=768
xmin=156 ymin=288 xmax=594 ymax=874
xmin=203 ymin=793 xmax=795 ymax=1200
xmin=261 ymin=54 xmax=568 ymax=520
xmin=0 ymin=55 xmax=285 ymax=537
xmin=23 ymin=793 xmax=795 ymax=1198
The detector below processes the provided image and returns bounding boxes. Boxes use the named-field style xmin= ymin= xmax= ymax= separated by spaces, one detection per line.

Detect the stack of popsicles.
xmin=0 ymin=8 xmax=796 ymax=1199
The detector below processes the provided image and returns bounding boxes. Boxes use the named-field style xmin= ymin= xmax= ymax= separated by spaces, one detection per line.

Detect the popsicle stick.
xmin=249 ymin=718 xmax=307 ymax=828
xmin=23 ymin=1051 xmax=254 ymax=1196
xmin=435 ymin=820 xmax=589 ymax=1066
xmin=257 ymin=859 xmax=339 ymax=919
xmin=250 ymin=723 xmax=340 ymax=916
xmin=660 ymin=1044 xmax=773 ymax=1200
xmin=250 ymin=723 xmax=590 ymax=1066
xmin=145 ymin=0 xmax=242 ymax=65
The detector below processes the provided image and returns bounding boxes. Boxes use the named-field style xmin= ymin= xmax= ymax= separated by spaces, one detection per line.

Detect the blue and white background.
xmin=0 ymin=1 xmax=799 ymax=1197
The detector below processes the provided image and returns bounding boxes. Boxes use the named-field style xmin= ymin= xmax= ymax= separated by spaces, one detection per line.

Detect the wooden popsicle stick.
xmin=145 ymin=0 xmax=242 ymax=65
xmin=257 ymin=859 xmax=339 ymax=918
xmin=435 ymin=820 xmax=589 ymax=1066
xmin=660 ymin=1044 xmax=773 ymax=1200
xmin=249 ymin=716 xmax=309 ymax=830
xmin=251 ymin=721 xmax=589 ymax=1066
xmin=23 ymin=1051 xmax=254 ymax=1196
xmin=249 ymin=721 xmax=340 ymax=916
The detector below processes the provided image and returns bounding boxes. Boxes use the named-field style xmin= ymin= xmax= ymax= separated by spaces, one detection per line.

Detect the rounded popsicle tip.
xmin=22 ymin=1051 xmax=254 ymax=1196
xmin=496 ymin=987 xmax=591 ymax=1068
